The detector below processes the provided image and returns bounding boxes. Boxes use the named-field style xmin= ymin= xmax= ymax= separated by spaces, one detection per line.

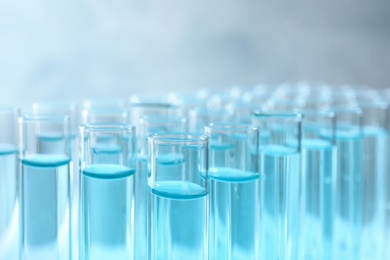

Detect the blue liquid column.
xmin=79 ymin=123 xmax=136 ymax=260
xmin=20 ymin=114 xmax=71 ymax=260
xmin=31 ymin=101 xmax=79 ymax=260
xmin=205 ymin=125 xmax=260 ymax=260
xmin=148 ymin=134 xmax=209 ymax=260
xmin=252 ymin=112 xmax=302 ymax=260
xmin=359 ymin=102 xmax=388 ymax=260
xmin=330 ymin=108 xmax=363 ymax=260
xmin=0 ymin=107 xmax=20 ymax=260
xmin=129 ymin=102 xmax=180 ymax=260
xmin=298 ymin=111 xmax=336 ymax=260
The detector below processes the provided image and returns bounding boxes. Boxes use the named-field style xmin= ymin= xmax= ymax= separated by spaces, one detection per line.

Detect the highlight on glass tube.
xmin=358 ymin=101 xmax=388 ymax=260
xmin=19 ymin=114 xmax=71 ymax=260
xmin=296 ymin=110 xmax=336 ymax=260
xmin=79 ymin=123 xmax=136 ymax=260
xmin=324 ymin=107 xmax=362 ymax=260
xmin=204 ymin=124 xmax=260 ymax=260
xmin=251 ymin=112 xmax=302 ymax=260
xmin=148 ymin=133 xmax=209 ymax=260
xmin=0 ymin=106 xmax=19 ymax=260
xmin=134 ymin=115 xmax=187 ymax=260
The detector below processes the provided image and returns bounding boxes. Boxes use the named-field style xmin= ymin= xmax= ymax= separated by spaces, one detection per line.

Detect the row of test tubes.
xmin=0 ymin=83 xmax=389 ymax=260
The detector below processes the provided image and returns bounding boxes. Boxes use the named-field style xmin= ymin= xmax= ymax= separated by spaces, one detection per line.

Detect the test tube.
xmin=31 ymin=101 xmax=79 ymax=259
xmin=252 ymin=112 xmax=302 ymax=260
xmin=0 ymin=107 xmax=19 ymax=260
xmin=134 ymin=116 xmax=187 ymax=260
xmin=205 ymin=124 xmax=260 ymax=259
xmin=148 ymin=133 xmax=209 ymax=260
xmin=359 ymin=102 xmax=388 ymax=260
xmin=20 ymin=114 xmax=71 ymax=259
xmin=129 ymin=102 xmax=179 ymax=259
xmin=297 ymin=110 xmax=336 ymax=260
xmin=79 ymin=123 xmax=136 ymax=260
xmin=326 ymin=107 xmax=362 ymax=259
xmin=383 ymin=92 xmax=390 ymax=260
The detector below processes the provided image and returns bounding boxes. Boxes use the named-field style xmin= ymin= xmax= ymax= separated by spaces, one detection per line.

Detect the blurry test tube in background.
xmin=0 ymin=107 xmax=19 ymax=260
xmin=205 ymin=124 xmax=260 ymax=260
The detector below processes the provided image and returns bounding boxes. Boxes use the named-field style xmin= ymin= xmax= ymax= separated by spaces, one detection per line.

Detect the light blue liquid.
xmin=330 ymin=128 xmax=362 ymax=260
xmin=209 ymin=167 xmax=260 ymax=260
xmin=360 ymin=126 xmax=388 ymax=260
xmin=150 ymin=181 xmax=208 ymax=260
xmin=260 ymin=144 xmax=300 ymax=260
xmin=299 ymin=138 xmax=334 ymax=260
xmin=0 ymin=144 xmax=18 ymax=259
xmin=209 ymin=142 xmax=234 ymax=167
xmin=155 ymin=153 xmax=184 ymax=181
xmin=69 ymin=135 xmax=78 ymax=260
xmin=37 ymin=132 xmax=65 ymax=154
xmin=91 ymin=144 xmax=122 ymax=164
xmin=134 ymin=156 xmax=149 ymax=260
xmin=21 ymin=154 xmax=70 ymax=260
xmin=80 ymin=164 xmax=135 ymax=260
xmin=134 ymin=152 xmax=185 ymax=259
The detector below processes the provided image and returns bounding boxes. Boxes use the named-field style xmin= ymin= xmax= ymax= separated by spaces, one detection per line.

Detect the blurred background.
xmin=0 ymin=0 xmax=389 ymax=105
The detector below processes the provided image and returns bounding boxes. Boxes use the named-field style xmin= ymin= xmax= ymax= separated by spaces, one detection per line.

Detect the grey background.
xmin=0 ymin=0 xmax=389 ymax=105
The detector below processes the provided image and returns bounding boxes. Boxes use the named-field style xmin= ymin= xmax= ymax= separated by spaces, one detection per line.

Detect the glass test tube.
xmin=134 ymin=115 xmax=187 ymax=260
xmin=31 ymin=101 xmax=79 ymax=259
xmin=129 ymin=102 xmax=179 ymax=259
xmin=20 ymin=114 xmax=71 ymax=260
xmin=148 ymin=134 xmax=209 ymax=260
xmin=252 ymin=112 xmax=302 ymax=260
xmin=0 ymin=107 xmax=19 ymax=260
xmin=298 ymin=110 xmax=336 ymax=260
xmin=384 ymin=95 xmax=390 ymax=260
xmin=359 ymin=102 xmax=388 ymax=260
xmin=205 ymin=124 xmax=260 ymax=260
xmin=79 ymin=123 xmax=136 ymax=260
xmin=328 ymin=108 xmax=362 ymax=260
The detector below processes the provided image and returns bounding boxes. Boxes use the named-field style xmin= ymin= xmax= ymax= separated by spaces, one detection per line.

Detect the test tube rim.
xmin=252 ymin=111 xmax=303 ymax=120
xmin=148 ymin=133 xmax=208 ymax=146
xmin=21 ymin=113 xmax=70 ymax=122
xmin=204 ymin=123 xmax=258 ymax=134
xmin=80 ymin=122 xmax=135 ymax=133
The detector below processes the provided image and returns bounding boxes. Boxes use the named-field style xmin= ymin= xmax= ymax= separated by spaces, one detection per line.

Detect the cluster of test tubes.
xmin=0 ymin=83 xmax=389 ymax=260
